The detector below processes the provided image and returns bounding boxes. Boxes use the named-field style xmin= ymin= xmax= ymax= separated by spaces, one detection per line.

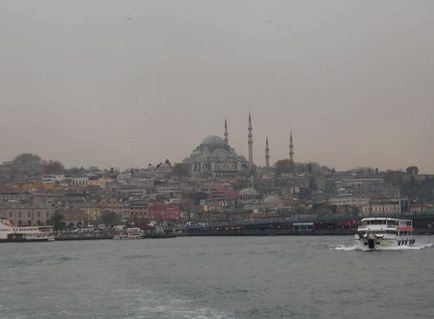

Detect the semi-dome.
xmin=201 ymin=135 xmax=225 ymax=145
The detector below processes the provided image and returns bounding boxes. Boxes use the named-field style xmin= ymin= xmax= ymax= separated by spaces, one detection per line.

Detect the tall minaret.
xmin=224 ymin=119 xmax=229 ymax=145
xmin=289 ymin=131 xmax=294 ymax=162
xmin=265 ymin=136 xmax=270 ymax=168
xmin=248 ymin=113 xmax=254 ymax=171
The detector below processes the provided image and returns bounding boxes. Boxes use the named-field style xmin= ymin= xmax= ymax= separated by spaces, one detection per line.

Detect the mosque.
xmin=182 ymin=115 xmax=295 ymax=181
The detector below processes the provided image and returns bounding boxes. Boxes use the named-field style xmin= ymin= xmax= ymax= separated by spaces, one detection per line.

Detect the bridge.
xmin=181 ymin=212 xmax=434 ymax=236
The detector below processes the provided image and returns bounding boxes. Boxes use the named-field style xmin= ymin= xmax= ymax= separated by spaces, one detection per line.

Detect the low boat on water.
xmin=354 ymin=217 xmax=415 ymax=249
xmin=113 ymin=225 xmax=177 ymax=240
xmin=0 ymin=218 xmax=55 ymax=242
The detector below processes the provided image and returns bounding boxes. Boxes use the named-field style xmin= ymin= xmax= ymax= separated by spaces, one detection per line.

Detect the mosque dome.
xmin=182 ymin=123 xmax=249 ymax=179
xmin=201 ymin=135 xmax=225 ymax=146
xmin=264 ymin=195 xmax=284 ymax=207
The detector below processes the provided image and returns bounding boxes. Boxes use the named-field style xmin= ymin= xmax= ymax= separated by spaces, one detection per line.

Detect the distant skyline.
xmin=1 ymin=1 xmax=433 ymax=172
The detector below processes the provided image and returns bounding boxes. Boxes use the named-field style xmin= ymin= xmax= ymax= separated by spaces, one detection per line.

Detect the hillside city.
xmin=1 ymin=118 xmax=433 ymax=233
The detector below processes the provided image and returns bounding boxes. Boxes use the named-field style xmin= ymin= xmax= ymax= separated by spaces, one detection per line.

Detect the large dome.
xmin=201 ymin=135 xmax=225 ymax=145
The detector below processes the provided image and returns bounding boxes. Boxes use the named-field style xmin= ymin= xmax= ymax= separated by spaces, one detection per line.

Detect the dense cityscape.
xmin=1 ymin=116 xmax=433 ymax=237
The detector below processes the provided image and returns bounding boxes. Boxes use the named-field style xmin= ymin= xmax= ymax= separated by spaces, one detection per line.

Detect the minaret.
xmin=224 ymin=119 xmax=229 ymax=145
xmin=289 ymin=131 xmax=294 ymax=162
xmin=248 ymin=113 xmax=254 ymax=171
xmin=265 ymin=136 xmax=270 ymax=168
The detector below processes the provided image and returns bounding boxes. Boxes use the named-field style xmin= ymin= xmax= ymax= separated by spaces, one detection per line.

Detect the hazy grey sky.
xmin=1 ymin=0 xmax=433 ymax=172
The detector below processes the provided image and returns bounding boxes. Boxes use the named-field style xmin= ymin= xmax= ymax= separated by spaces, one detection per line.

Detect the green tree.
xmin=309 ymin=177 xmax=318 ymax=191
xmin=406 ymin=166 xmax=419 ymax=176
xmin=173 ymin=163 xmax=190 ymax=178
xmin=101 ymin=211 xmax=121 ymax=226
xmin=48 ymin=213 xmax=66 ymax=231
xmin=12 ymin=153 xmax=41 ymax=165
xmin=275 ymin=159 xmax=295 ymax=176
xmin=42 ymin=160 xmax=65 ymax=175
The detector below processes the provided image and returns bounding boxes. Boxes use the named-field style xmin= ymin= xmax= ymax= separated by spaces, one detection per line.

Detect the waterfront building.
xmin=361 ymin=198 xmax=402 ymax=216
xmin=66 ymin=176 xmax=89 ymax=186
xmin=329 ymin=194 xmax=370 ymax=209
xmin=340 ymin=178 xmax=400 ymax=199
xmin=41 ymin=175 xmax=66 ymax=184
xmin=88 ymin=177 xmax=107 ymax=189
xmin=0 ymin=201 xmax=54 ymax=226
xmin=0 ymin=191 xmax=31 ymax=202
xmin=147 ymin=201 xmax=180 ymax=221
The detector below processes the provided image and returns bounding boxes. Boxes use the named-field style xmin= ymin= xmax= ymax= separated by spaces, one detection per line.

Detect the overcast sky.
xmin=1 ymin=0 xmax=433 ymax=172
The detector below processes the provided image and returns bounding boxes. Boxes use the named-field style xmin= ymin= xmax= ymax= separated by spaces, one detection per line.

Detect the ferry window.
xmin=18 ymin=212 xmax=22 ymax=218
xmin=37 ymin=211 xmax=40 ymax=217
xmin=28 ymin=211 xmax=31 ymax=218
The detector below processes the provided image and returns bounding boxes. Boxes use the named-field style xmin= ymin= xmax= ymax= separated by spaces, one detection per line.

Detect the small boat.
xmin=0 ymin=218 xmax=55 ymax=242
xmin=355 ymin=217 xmax=415 ymax=249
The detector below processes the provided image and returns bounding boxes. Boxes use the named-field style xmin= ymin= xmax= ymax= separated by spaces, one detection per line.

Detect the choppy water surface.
xmin=1 ymin=236 xmax=434 ymax=319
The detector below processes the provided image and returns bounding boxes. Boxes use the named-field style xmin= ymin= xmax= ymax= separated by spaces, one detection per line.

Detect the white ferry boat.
xmin=0 ymin=218 xmax=55 ymax=242
xmin=355 ymin=217 xmax=415 ymax=249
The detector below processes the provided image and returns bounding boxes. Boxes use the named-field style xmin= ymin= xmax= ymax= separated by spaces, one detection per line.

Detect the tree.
xmin=65 ymin=167 xmax=86 ymax=176
xmin=309 ymin=177 xmax=318 ymax=191
xmin=12 ymin=153 xmax=41 ymax=166
xmin=275 ymin=159 xmax=295 ymax=176
xmin=101 ymin=211 xmax=121 ymax=226
xmin=48 ymin=213 xmax=66 ymax=231
xmin=42 ymin=160 xmax=65 ymax=175
xmin=406 ymin=166 xmax=419 ymax=176
xmin=173 ymin=163 xmax=190 ymax=178
xmin=307 ymin=162 xmax=313 ymax=174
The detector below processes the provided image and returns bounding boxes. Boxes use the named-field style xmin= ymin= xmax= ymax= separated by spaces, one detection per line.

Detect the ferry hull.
xmin=355 ymin=237 xmax=415 ymax=250
xmin=0 ymin=238 xmax=54 ymax=243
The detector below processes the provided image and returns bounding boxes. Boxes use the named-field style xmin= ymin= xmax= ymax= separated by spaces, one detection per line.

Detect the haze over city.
xmin=1 ymin=0 xmax=433 ymax=172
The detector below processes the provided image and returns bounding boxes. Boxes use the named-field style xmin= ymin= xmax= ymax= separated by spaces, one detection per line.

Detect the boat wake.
xmin=127 ymin=289 xmax=234 ymax=319
xmin=333 ymin=243 xmax=434 ymax=251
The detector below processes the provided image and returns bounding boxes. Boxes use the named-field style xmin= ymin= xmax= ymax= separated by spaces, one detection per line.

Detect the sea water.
xmin=1 ymin=236 xmax=433 ymax=319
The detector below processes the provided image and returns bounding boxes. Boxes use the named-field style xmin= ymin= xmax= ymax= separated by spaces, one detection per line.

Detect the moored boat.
xmin=0 ymin=218 xmax=55 ymax=242
xmin=355 ymin=217 xmax=415 ymax=249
